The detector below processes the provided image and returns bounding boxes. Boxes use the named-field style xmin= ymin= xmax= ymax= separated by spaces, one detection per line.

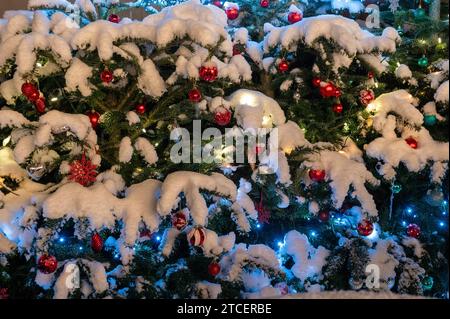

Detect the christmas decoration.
xmin=37 ymin=254 xmax=58 ymax=274
xmin=212 ymin=1 xmax=222 ymax=7
xmin=69 ymin=154 xmax=98 ymax=187
xmin=312 ymin=77 xmax=321 ymax=87
xmin=171 ymin=211 xmax=188 ymax=230
xmin=0 ymin=288 xmax=8 ymax=300
xmin=288 ymin=11 xmax=303 ymax=24
xmin=260 ymin=0 xmax=269 ymax=8
xmin=208 ymin=262 xmax=221 ymax=276
xmin=232 ymin=44 xmax=242 ymax=56
xmin=34 ymin=97 xmax=46 ymax=114
xmin=405 ymin=137 xmax=418 ymax=149
xmin=357 ymin=219 xmax=374 ymax=236
xmin=414 ymin=7 xmax=427 ymax=19
xmin=100 ymin=69 xmax=114 ymax=84
xmin=108 ymin=14 xmax=120 ymax=23
xmin=368 ymin=71 xmax=375 ymax=79
xmin=391 ymin=183 xmax=402 ymax=194
xmin=214 ymin=107 xmax=232 ymax=126
xmin=188 ymin=88 xmax=202 ymax=102
xmin=407 ymin=223 xmax=421 ymax=238
xmin=91 ymin=233 xmax=104 ymax=252
xmin=418 ymin=56 xmax=429 ymax=67
xmin=21 ymin=82 xmax=40 ymax=101
xmin=424 ymin=114 xmax=437 ymax=126
xmin=199 ymin=64 xmax=219 ymax=82
xmin=225 ymin=5 xmax=239 ymax=20
xmin=278 ymin=59 xmax=289 ymax=73
xmin=87 ymin=111 xmax=101 ymax=129
xmin=422 ymin=276 xmax=434 ymax=291
xmin=319 ymin=83 xmax=336 ymax=98
xmin=359 ymin=89 xmax=375 ymax=105
xmin=318 ymin=210 xmax=331 ymax=222
xmin=424 ymin=187 xmax=445 ymax=207
xmin=135 ymin=103 xmax=147 ymax=115
xmin=256 ymin=192 xmax=271 ymax=224
xmin=188 ymin=227 xmax=206 ymax=246
xmin=309 ymin=169 xmax=326 ymax=182
xmin=332 ymin=103 xmax=343 ymax=114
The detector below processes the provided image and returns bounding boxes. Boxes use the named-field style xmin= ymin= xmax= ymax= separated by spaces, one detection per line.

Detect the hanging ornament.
xmin=260 ymin=0 xmax=269 ymax=8
xmin=188 ymin=88 xmax=202 ymax=102
xmin=319 ymin=83 xmax=336 ymax=98
xmin=312 ymin=77 xmax=321 ymax=87
xmin=414 ymin=7 xmax=426 ymax=19
xmin=100 ymin=69 xmax=114 ymax=84
xmin=87 ymin=110 xmax=101 ymax=129
xmin=232 ymin=44 xmax=242 ymax=56
xmin=424 ymin=187 xmax=444 ymax=207
xmin=309 ymin=169 xmax=326 ymax=182
xmin=91 ymin=233 xmax=103 ymax=253
xmin=69 ymin=153 xmax=98 ymax=187
xmin=368 ymin=71 xmax=375 ymax=79
xmin=21 ymin=82 xmax=40 ymax=102
xmin=171 ymin=211 xmax=188 ymax=230
xmin=225 ymin=5 xmax=239 ymax=20
xmin=135 ymin=103 xmax=147 ymax=115
xmin=406 ymin=223 xmax=421 ymax=238
xmin=208 ymin=262 xmax=221 ymax=276
xmin=417 ymin=56 xmax=429 ymax=68
xmin=278 ymin=59 xmax=290 ymax=73
xmin=108 ymin=14 xmax=120 ymax=23
xmin=391 ymin=183 xmax=402 ymax=194
xmin=359 ymin=89 xmax=375 ymax=105
xmin=357 ymin=219 xmax=374 ymax=236
xmin=288 ymin=11 xmax=303 ymax=24
xmin=318 ymin=210 xmax=330 ymax=222
xmin=34 ymin=97 xmax=46 ymax=114
xmin=405 ymin=137 xmax=418 ymax=149
xmin=187 ymin=227 xmax=206 ymax=246
xmin=199 ymin=64 xmax=219 ymax=82
xmin=0 ymin=288 xmax=8 ymax=300
xmin=37 ymin=254 xmax=58 ymax=274
xmin=212 ymin=0 xmax=222 ymax=7
xmin=214 ymin=107 xmax=232 ymax=126
xmin=332 ymin=103 xmax=343 ymax=114
xmin=274 ymin=282 xmax=289 ymax=295
xmin=424 ymin=114 xmax=437 ymax=126
xmin=422 ymin=276 xmax=434 ymax=291
xmin=256 ymin=192 xmax=271 ymax=224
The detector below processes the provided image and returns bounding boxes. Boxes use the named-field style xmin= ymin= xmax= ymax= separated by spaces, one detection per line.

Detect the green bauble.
xmin=414 ymin=8 xmax=426 ymax=19
xmin=391 ymin=183 xmax=402 ymax=194
xmin=424 ymin=114 xmax=437 ymax=126
xmin=418 ymin=56 xmax=429 ymax=67
xmin=422 ymin=276 xmax=434 ymax=291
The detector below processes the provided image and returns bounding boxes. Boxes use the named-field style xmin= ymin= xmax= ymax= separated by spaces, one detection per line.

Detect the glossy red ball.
xmin=34 ymin=97 xmax=46 ymax=114
xmin=260 ymin=0 xmax=269 ymax=8
xmin=188 ymin=88 xmax=202 ymax=102
xmin=333 ymin=103 xmax=343 ymax=114
xmin=88 ymin=111 xmax=101 ymax=129
xmin=407 ymin=223 xmax=421 ymax=238
xmin=208 ymin=262 xmax=221 ymax=276
xmin=318 ymin=210 xmax=330 ymax=222
xmin=357 ymin=219 xmax=374 ymax=236
xmin=309 ymin=169 xmax=326 ymax=182
xmin=225 ymin=7 xmax=239 ymax=20
xmin=100 ymin=69 xmax=114 ymax=84
xmin=405 ymin=137 xmax=418 ymax=149
xmin=214 ymin=108 xmax=232 ymax=126
xmin=108 ymin=14 xmax=120 ymax=23
xmin=135 ymin=104 xmax=147 ymax=115
xmin=288 ymin=11 xmax=303 ymax=24
xmin=278 ymin=59 xmax=289 ymax=73
xmin=38 ymin=254 xmax=58 ymax=274
xmin=91 ymin=233 xmax=103 ymax=253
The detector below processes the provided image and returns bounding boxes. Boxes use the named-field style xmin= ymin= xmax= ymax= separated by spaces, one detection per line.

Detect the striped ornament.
xmin=188 ymin=227 xmax=206 ymax=246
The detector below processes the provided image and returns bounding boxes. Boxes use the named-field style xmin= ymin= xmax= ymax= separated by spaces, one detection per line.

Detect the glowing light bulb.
xmin=156 ymin=236 xmax=161 ymax=241
xmin=2 ymin=136 xmax=11 ymax=147
xmin=277 ymin=241 xmax=283 ymax=247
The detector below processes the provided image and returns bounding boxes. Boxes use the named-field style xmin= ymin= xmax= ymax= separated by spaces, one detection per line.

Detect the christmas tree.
xmin=0 ymin=0 xmax=448 ymax=299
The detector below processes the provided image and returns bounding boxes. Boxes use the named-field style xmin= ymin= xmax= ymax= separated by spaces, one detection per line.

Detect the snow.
xmin=119 ymin=137 xmax=133 ymax=163
xmin=134 ymin=137 xmax=158 ymax=165
xmin=395 ymin=64 xmax=413 ymax=79
xmin=0 ymin=109 xmax=31 ymax=128
xmin=0 ymin=232 xmax=16 ymax=253
xmin=435 ymin=80 xmax=449 ymax=103
xmin=65 ymin=58 xmax=94 ymax=97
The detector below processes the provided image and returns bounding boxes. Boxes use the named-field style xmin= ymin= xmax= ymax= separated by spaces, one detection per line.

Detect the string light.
xmin=256 ymin=223 xmax=261 ymax=229
xmin=277 ymin=241 xmax=284 ymax=247
xmin=156 ymin=236 xmax=161 ymax=241
xmin=59 ymin=237 xmax=65 ymax=243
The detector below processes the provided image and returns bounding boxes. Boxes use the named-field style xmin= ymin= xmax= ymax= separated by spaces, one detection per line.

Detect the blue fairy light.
xmin=156 ymin=236 xmax=161 ymax=241
xmin=256 ymin=223 xmax=261 ymax=229
xmin=439 ymin=221 xmax=445 ymax=227
xmin=277 ymin=241 xmax=283 ymax=247
xmin=406 ymin=207 xmax=413 ymax=214
xmin=59 ymin=237 xmax=65 ymax=243
xmin=310 ymin=231 xmax=317 ymax=237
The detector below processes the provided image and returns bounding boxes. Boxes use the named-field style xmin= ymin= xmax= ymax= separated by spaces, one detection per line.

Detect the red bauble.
xmin=212 ymin=0 xmax=222 ymax=7
xmin=368 ymin=71 xmax=375 ymax=79
xmin=108 ymin=14 xmax=120 ymax=23
xmin=172 ymin=211 xmax=188 ymax=230
xmin=214 ymin=107 xmax=232 ymax=126
xmin=318 ymin=210 xmax=330 ymax=222
xmin=21 ymin=82 xmax=39 ymax=101
xmin=225 ymin=7 xmax=239 ymax=20
xmin=91 ymin=233 xmax=103 ymax=253
xmin=135 ymin=103 xmax=147 ymax=115
xmin=100 ymin=69 xmax=114 ymax=84
xmin=188 ymin=88 xmax=202 ymax=102
xmin=334 ymin=88 xmax=342 ymax=98
xmin=199 ymin=65 xmax=219 ymax=82
xmin=278 ymin=59 xmax=289 ymax=73
xmin=407 ymin=223 xmax=421 ymax=238
xmin=357 ymin=219 xmax=374 ymax=236
xmin=309 ymin=169 xmax=326 ymax=182
xmin=359 ymin=89 xmax=375 ymax=105
xmin=188 ymin=227 xmax=206 ymax=246
xmin=333 ymin=103 xmax=343 ymax=114
xmin=0 ymin=288 xmax=8 ymax=300
xmin=288 ymin=11 xmax=303 ymax=24
xmin=87 ymin=110 xmax=101 ymax=129
xmin=34 ymin=97 xmax=46 ymax=114
xmin=37 ymin=254 xmax=58 ymax=274
xmin=260 ymin=0 xmax=270 ymax=8
xmin=320 ymin=83 xmax=336 ymax=98
xmin=208 ymin=262 xmax=221 ymax=276
xmin=405 ymin=137 xmax=418 ymax=149
xmin=69 ymin=153 xmax=98 ymax=187
xmin=232 ymin=44 xmax=242 ymax=56
xmin=312 ymin=77 xmax=321 ymax=87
